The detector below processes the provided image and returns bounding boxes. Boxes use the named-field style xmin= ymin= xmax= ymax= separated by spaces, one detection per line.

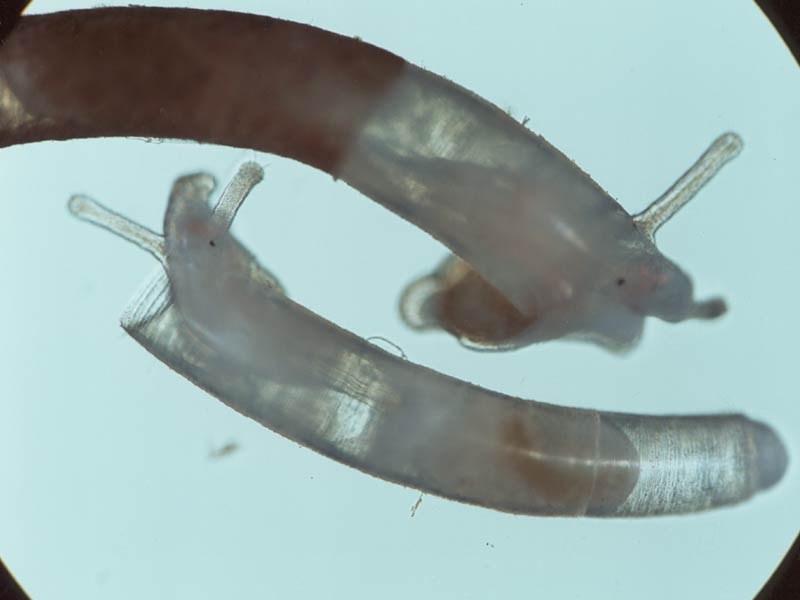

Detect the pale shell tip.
xmin=751 ymin=420 xmax=788 ymax=491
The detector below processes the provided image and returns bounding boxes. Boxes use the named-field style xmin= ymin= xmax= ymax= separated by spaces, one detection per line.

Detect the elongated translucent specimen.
xmin=2 ymin=7 xmax=734 ymax=353
xmin=395 ymin=132 xmax=741 ymax=351
xmin=68 ymin=164 xmax=787 ymax=517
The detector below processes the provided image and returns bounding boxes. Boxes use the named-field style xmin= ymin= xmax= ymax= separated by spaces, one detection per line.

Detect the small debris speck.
xmin=209 ymin=441 xmax=238 ymax=459
xmin=410 ymin=494 xmax=424 ymax=517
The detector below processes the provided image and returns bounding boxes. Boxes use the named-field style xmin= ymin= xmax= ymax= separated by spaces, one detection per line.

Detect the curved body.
xmin=0 ymin=7 xmax=735 ymax=351
xmin=68 ymin=164 xmax=787 ymax=517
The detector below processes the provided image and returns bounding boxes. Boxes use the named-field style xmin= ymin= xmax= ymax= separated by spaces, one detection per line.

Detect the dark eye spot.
xmin=209 ymin=240 xmax=216 ymax=247
xmin=616 ymin=277 xmax=626 ymax=287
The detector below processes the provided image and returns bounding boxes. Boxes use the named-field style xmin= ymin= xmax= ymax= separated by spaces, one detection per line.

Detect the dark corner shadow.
xmin=750 ymin=3 xmax=799 ymax=597
xmin=0 ymin=559 xmax=30 ymax=600
xmin=0 ymin=1 xmax=35 ymax=597
xmin=0 ymin=1 xmax=32 ymax=45
xmin=756 ymin=529 xmax=800 ymax=599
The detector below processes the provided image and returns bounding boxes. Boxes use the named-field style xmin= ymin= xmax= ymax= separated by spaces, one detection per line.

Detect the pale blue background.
xmin=1 ymin=1 xmax=798 ymax=598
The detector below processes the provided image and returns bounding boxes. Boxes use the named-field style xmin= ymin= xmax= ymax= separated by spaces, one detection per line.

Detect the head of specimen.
xmin=399 ymin=132 xmax=742 ymax=353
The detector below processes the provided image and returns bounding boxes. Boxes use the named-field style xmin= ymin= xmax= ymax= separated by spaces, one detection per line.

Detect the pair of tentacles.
xmin=0 ymin=7 xmax=787 ymax=516
xmin=68 ymin=161 xmax=785 ymax=517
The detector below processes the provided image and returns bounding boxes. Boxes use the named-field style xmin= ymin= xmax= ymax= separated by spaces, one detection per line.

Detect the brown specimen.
xmin=434 ymin=258 xmax=537 ymax=346
xmin=0 ymin=7 xmax=405 ymax=173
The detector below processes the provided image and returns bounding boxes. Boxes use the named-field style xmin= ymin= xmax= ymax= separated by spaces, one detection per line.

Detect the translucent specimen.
xmin=1 ymin=7 xmax=737 ymax=353
xmin=394 ymin=132 xmax=741 ymax=351
xmin=68 ymin=163 xmax=787 ymax=517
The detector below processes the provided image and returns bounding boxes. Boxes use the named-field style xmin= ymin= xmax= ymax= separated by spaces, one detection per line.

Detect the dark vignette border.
xmin=752 ymin=2 xmax=799 ymax=597
xmin=755 ymin=0 xmax=800 ymax=66
xmin=0 ymin=2 xmax=796 ymax=599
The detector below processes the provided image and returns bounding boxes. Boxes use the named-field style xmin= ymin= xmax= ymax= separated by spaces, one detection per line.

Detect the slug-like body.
xmin=1 ymin=7 xmax=734 ymax=351
xmin=396 ymin=133 xmax=739 ymax=350
xmin=67 ymin=164 xmax=787 ymax=517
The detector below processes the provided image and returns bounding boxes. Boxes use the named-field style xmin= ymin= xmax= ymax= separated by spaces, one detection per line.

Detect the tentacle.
xmin=634 ymin=132 xmax=743 ymax=240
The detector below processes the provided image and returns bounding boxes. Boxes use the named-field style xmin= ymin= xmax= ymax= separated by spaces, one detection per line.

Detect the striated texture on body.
xmin=69 ymin=165 xmax=786 ymax=517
